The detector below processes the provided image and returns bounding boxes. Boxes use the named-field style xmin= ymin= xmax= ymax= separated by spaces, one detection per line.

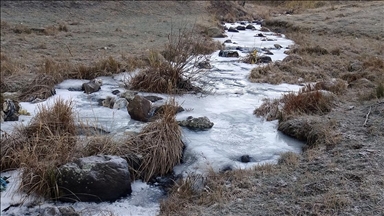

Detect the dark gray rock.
xmin=228 ymin=27 xmax=239 ymax=33
xmin=82 ymin=79 xmax=102 ymax=94
xmin=112 ymin=90 xmax=120 ymax=95
xmin=236 ymin=25 xmax=246 ymax=31
xmin=256 ymin=33 xmax=265 ymax=37
xmin=274 ymin=44 xmax=283 ymax=49
xmin=127 ymin=95 xmax=152 ymax=122
xmin=143 ymin=95 xmax=163 ymax=103
xmin=240 ymin=155 xmax=251 ymax=163
xmin=196 ymin=61 xmax=212 ymax=69
xmin=57 ymin=155 xmax=132 ymax=202
xmin=219 ymin=50 xmax=239 ymax=58
xmin=245 ymin=24 xmax=256 ymax=30
xmin=178 ymin=116 xmax=214 ymax=131
xmin=257 ymin=56 xmax=272 ymax=63
xmin=2 ymin=99 xmax=19 ymax=121
xmin=224 ymin=39 xmax=232 ymax=43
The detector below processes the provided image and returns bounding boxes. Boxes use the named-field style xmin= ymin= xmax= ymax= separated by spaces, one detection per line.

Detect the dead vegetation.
xmin=129 ymin=25 xmax=219 ymax=94
xmin=1 ymin=99 xmax=77 ymax=198
xmin=131 ymin=99 xmax=184 ymax=182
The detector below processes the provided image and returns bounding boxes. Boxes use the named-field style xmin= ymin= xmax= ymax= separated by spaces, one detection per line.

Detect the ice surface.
xmin=0 ymin=21 xmax=303 ymax=215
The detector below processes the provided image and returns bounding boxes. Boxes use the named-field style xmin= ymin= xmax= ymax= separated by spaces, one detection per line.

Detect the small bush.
xmin=130 ymin=24 xmax=212 ymax=94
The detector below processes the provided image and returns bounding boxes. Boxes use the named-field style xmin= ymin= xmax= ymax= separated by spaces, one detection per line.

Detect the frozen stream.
xmin=1 ymin=22 xmax=303 ymax=215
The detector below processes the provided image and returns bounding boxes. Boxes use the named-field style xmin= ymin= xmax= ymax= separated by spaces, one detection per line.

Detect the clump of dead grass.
xmin=1 ymin=98 xmax=77 ymax=198
xmin=129 ymin=25 xmax=215 ymax=94
xmin=132 ymin=99 xmax=184 ymax=182
xmin=254 ymin=98 xmax=281 ymax=121
xmin=376 ymin=83 xmax=384 ymax=99
xmin=241 ymin=50 xmax=259 ymax=64
xmin=281 ymin=84 xmax=334 ymax=116
xmin=255 ymin=84 xmax=335 ymax=122
xmin=278 ymin=152 xmax=300 ymax=167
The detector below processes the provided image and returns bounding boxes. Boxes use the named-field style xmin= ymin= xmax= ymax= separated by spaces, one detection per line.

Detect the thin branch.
xmin=363 ymin=106 xmax=371 ymax=127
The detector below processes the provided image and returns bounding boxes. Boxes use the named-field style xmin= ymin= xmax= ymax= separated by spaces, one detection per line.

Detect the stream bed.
xmin=1 ymin=21 xmax=303 ymax=216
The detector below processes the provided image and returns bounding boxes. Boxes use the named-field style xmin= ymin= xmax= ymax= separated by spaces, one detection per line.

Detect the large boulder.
xmin=178 ymin=116 xmax=214 ymax=131
xmin=127 ymin=95 xmax=152 ymax=122
xmin=57 ymin=155 xmax=132 ymax=202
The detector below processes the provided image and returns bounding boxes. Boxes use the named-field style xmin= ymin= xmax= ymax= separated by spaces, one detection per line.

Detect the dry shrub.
xmin=130 ymin=25 xmax=210 ymax=94
xmin=376 ymin=83 xmax=384 ymax=98
xmin=77 ymin=56 xmax=124 ymax=79
xmin=19 ymin=74 xmax=57 ymax=102
xmin=341 ymin=72 xmax=368 ymax=83
xmin=160 ymin=175 xmax=201 ymax=215
xmin=241 ymin=50 xmax=258 ymax=64
xmin=291 ymin=45 xmax=329 ymax=55
xmin=13 ymin=24 xmax=31 ymax=34
xmin=58 ymin=23 xmax=68 ymax=32
xmin=278 ymin=152 xmax=300 ymax=167
xmin=281 ymin=84 xmax=333 ymax=116
xmin=254 ymin=98 xmax=281 ymax=121
xmin=207 ymin=1 xmax=251 ymax=22
xmin=278 ymin=116 xmax=340 ymax=147
xmin=249 ymin=64 xmax=271 ymax=79
xmin=1 ymin=99 xmax=77 ymax=198
xmin=314 ymin=79 xmax=347 ymax=95
xmin=1 ymin=53 xmax=26 ymax=76
xmin=43 ymin=25 xmax=58 ymax=36
xmin=132 ymin=99 xmax=184 ymax=182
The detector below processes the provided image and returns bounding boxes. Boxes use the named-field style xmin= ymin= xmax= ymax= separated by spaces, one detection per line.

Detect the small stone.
xmin=240 ymin=155 xmax=251 ymax=163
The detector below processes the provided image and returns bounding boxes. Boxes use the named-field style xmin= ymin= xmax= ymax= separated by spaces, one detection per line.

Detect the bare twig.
xmin=363 ymin=106 xmax=371 ymax=127
xmin=65 ymin=44 xmax=74 ymax=57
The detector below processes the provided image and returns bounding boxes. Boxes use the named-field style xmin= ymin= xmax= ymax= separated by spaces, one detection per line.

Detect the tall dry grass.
xmin=129 ymin=24 xmax=219 ymax=94
xmin=1 ymin=98 xmax=77 ymax=198
xmin=132 ymin=99 xmax=184 ymax=182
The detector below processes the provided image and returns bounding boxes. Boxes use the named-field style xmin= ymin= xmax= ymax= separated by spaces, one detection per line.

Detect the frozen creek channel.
xmin=0 ymin=22 xmax=303 ymax=215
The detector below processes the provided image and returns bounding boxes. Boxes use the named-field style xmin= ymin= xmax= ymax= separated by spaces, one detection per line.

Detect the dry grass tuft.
xmin=254 ymin=98 xmax=281 ymax=121
xmin=278 ymin=152 xmax=300 ymax=167
xmin=19 ymin=74 xmax=57 ymax=102
xmin=132 ymin=99 xmax=184 ymax=182
xmin=376 ymin=83 xmax=384 ymax=99
xmin=281 ymin=84 xmax=333 ymax=116
xmin=130 ymin=25 xmax=213 ymax=94
xmin=241 ymin=50 xmax=258 ymax=64
xmin=12 ymin=24 xmax=32 ymax=34
xmin=1 ymin=99 xmax=77 ymax=198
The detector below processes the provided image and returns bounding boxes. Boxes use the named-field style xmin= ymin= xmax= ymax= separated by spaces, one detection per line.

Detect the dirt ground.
xmin=1 ymin=1 xmax=384 ymax=216
xmin=1 ymin=1 xmax=212 ymax=70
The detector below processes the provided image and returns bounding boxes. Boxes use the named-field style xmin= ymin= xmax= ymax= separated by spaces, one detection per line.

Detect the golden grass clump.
xmin=1 ymin=98 xmax=77 ymax=198
xmin=281 ymin=84 xmax=333 ymax=116
xmin=129 ymin=25 xmax=214 ymax=94
xmin=132 ymin=99 xmax=184 ymax=182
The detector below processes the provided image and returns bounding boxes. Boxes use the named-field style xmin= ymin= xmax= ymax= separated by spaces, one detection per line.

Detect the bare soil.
xmin=1 ymin=1 xmax=212 ymax=70
xmin=1 ymin=1 xmax=384 ymax=216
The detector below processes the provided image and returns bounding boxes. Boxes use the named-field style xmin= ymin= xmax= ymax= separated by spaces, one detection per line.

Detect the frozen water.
xmin=0 ymin=21 xmax=303 ymax=215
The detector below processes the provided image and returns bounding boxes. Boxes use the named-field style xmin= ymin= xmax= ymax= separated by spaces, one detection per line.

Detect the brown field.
xmin=1 ymin=1 xmax=384 ymax=215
